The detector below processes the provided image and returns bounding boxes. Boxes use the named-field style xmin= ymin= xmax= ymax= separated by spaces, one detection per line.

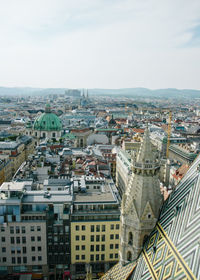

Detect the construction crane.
xmin=166 ymin=111 xmax=172 ymax=158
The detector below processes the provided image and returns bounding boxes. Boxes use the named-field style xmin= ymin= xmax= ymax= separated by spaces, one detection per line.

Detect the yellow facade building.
xmin=70 ymin=176 xmax=120 ymax=279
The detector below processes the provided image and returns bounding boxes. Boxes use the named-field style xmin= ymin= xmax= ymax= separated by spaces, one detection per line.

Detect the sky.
xmin=0 ymin=0 xmax=200 ymax=89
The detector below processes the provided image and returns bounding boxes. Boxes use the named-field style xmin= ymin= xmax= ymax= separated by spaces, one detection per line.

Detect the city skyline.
xmin=1 ymin=0 xmax=200 ymax=89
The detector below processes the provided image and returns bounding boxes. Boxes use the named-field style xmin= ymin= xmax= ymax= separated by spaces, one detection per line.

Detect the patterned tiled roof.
xmin=101 ymin=261 xmax=136 ymax=280
xmin=104 ymin=155 xmax=200 ymax=279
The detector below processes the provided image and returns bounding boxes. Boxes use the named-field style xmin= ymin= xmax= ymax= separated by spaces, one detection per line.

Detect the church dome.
xmin=33 ymin=104 xmax=62 ymax=131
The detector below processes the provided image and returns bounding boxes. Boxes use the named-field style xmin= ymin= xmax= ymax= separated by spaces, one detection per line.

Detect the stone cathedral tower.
xmin=120 ymin=127 xmax=163 ymax=265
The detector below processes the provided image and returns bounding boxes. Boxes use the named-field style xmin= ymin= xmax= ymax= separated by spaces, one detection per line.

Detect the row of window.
xmin=10 ymin=256 xmax=42 ymax=264
xmin=1 ymin=236 xmax=42 ymax=244
xmin=75 ymin=253 xmax=119 ymax=261
xmin=75 ymin=234 xmax=119 ymax=242
xmin=75 ymin=243 xmax=119 ymax=251
xmin=9 ymin=226 xmax=41 ymax=234
xmin=10 ymin=246 xmax=42 ymax=254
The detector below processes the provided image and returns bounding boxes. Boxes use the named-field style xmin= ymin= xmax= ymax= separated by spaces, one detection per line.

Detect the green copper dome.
xmin=33 ymin=105 xmax=62 ymax=131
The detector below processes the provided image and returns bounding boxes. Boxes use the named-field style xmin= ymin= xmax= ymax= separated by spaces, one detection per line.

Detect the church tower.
xmin=120 ymin=127 xmax=163 ymax=265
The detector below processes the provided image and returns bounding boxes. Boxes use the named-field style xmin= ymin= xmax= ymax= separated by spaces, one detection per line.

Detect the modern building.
xmin=0 ymin=181 xmax=72 ymax=279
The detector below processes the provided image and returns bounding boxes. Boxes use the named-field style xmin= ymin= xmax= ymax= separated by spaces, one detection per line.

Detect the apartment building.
xmin=70 ymin=176 xmax=120 ymax=279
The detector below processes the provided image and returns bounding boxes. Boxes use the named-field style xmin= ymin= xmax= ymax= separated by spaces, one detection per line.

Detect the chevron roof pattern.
xmin=102 ymin=155 xmax=200 ymax=280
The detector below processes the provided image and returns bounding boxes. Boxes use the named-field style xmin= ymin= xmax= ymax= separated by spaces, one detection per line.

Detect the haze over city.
xmin=1 ymin=0 xmax=200 ymax=89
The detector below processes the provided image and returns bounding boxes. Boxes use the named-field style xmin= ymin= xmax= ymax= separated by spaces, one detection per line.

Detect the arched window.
xmin=42 ymin=133 xmax=46 ymax=138
xmin=80 ymin=138 xmax=84 ymax=147
xmin=128 ymin=232 xmax=133 ymax=245
xmin=52 ymin=132 xmax=56 ymax=138
xmin=127 ymin=251 xmax=132 ymax=261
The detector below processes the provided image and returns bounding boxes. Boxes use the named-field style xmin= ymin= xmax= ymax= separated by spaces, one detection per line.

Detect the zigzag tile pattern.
xmin=131 ymin=156 xmax=200 ymax=279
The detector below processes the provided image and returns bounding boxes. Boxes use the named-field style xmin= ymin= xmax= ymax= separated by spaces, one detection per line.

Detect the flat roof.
xmin=74 ymin=184 xmax=117 ymax=203
xmin=0 ymin=182 xmax=25 ymax=191
xmin=23 ymin=191 xmax=72 ymax=203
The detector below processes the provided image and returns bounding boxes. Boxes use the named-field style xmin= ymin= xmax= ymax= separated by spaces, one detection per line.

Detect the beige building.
xmin=70 ymin=176 xmax=120 ymax=279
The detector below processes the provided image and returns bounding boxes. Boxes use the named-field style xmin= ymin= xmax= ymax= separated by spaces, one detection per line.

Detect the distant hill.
xmin=0 ymin=87 xmax=65 ymax=96
xmin=89 ymin=88 xmax=200 ymax=98
xmin=0 ymin=86 xmax=200 ymax=98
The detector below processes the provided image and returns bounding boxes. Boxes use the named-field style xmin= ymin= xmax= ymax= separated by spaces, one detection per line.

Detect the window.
xmin=128 ymin=232 xmax=133 ymax=245
xmin=102 ymin=225 xmax=106 ymax=232
xmin=2 ymin=257 xmax=6 ymax=263
xmin=76 ymin=255 xmax=79 ymax=260
xmin=96 ymin=225 xmax=100 ymax=232
xmin=22 ymin=237 xmax=26 ymax=244
xmin=110 ymin=254 xmax=113 ymax=259
xmin=37 ymin=226 xmax=41 ymax=232
xmin=10 ymin=227 xmax=14 ymax=234
xmin=31 ymin=236 xmax=35 ymax=242
xmin=76 ymin=225 xmax=79 ymax=231
xmin=110 ymin=224 xmax=114 ymax=230
xmin=96 ymin=254 xmax=99 ymax=261
xmin=82 ymin=245 xmax=85 ymax=250
xmin=22 ymin=227 xmax=26 ymax=234
xmin=81 ymin=255 xmax=85 ymax=260
xmin=31 ymin=247 xmax=35 ymax=252
xmin=32 ymin=256 xmax=36 ymax=261
xmin=2 ymin=237 xmax=6 ymax=242
xmin=75 ymin=236 xmax=79 ymax=241
xmin=115 ymin=234 xmax=119 ymax=239
xmin=23 ymin=247 xmax=26 ymax=254
xmin=16 ymin=226 xmax=20 ymax=234
xmin=23 ymin=257 xmax=27 ymax=264
xmin=91 ymin=235 xmax=94 ymax=242
xmin=2 ymin=247 xmax=6 ymax=253
xmin=91 ymin=225 xmax=94 ymax=232
xmin=17 ymin=248 xmax=21 ymax=254
xmin=101 ymin=235 xmax=105 ymax=242
xmin=38 ymin=256 xmax=42 ymax=261
xmin=116 ymin=224 xmax=120 ymax=230
xmin=82 ymin=225 xmax=85 ymax=231
xmin=96 ymin=235 xmax=100 ymax=242
xmin=101 ymin=245 xmax=105 ymax=251
xmin=38 ymin=247 xmax=41 ymax=252
xmin=90 ymin=255 xmax=94 ymax=261
xmin=76 ymin=245 xmax=79 ymax=251
xmin=31 ymin=226 xmax=34 ymax=232
xmin=12 ymin=257 xmax=15 ymax=264
xmin=37 ymin=236 xmax=41 ymax=242
xmin=101 ymin=254 xmax=105 ymax=261
xmin=115 ymin=244 xmax=119 ymax=249
xmin=127 ymin=251 xmax=132 ymax=261
xmin=110 ymin=244 xmax=113 ymax=249
xmin=110 ymin=234 xmax=114 ymax=240
xmin=11 ymin=248 xmax=15 ymax=254
xmin=1 ymin=227 xmax=5 ymax=232
xmin=90 ymin=245 xmax=94 ymax=252
xmin=81 ymin=235 xmax=85 ymax=241
xmin=115 ymin=253 xmax=118 ymax=258
xmin=96 ymin=245 xmax=100 ymax=251
xmin=16 ymin=237 xmax=20 ymax=244
xmin=17 ymin=257 xmax=21 ymax=264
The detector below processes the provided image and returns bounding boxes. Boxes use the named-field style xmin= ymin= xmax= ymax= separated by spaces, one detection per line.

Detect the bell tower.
xmin=120 ymin=127 xmax=163 ymax=265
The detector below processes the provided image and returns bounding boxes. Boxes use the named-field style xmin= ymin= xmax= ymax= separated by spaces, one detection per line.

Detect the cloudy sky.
xmin=0 ymin=0 xmax=200 ymax=89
